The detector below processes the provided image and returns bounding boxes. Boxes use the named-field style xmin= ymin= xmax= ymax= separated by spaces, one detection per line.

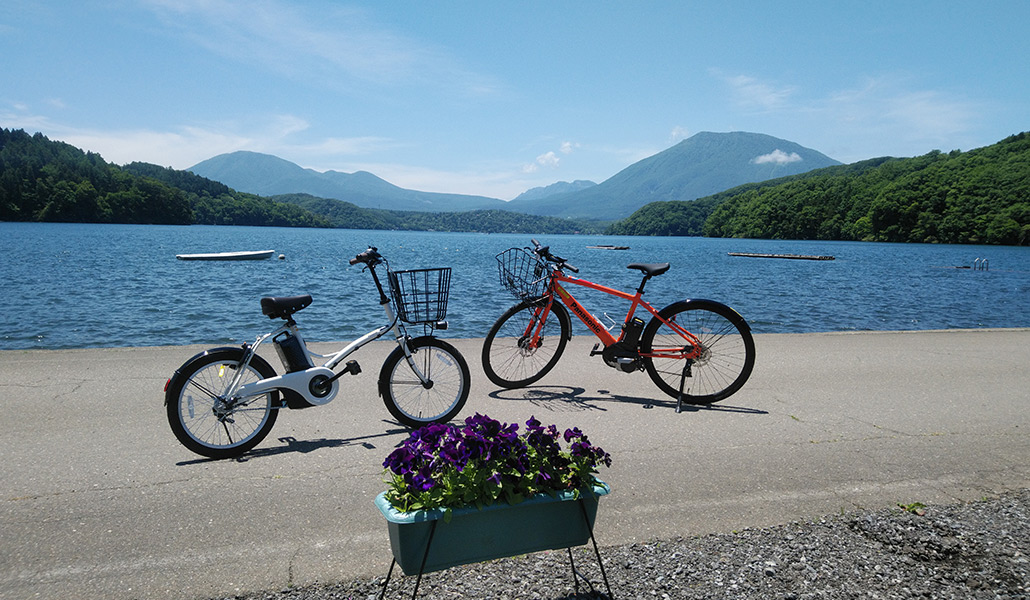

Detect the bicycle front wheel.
xmin=165 ymin=348 xmax=279 ymax=459
xmin=379 ymin=336 xmax=470 ymax=428
xmin=481 ymin=299 xmax=570 ymax=388
xmin=640 ymin=301 xmax=755 ymax=404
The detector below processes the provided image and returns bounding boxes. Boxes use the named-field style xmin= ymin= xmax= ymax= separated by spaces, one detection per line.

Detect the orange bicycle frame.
xmin=522 ymin=268 xmax=703 ymax=360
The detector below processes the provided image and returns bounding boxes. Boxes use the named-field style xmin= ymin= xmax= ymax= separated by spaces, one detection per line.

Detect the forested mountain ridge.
xmin=610 ymin=133 xmax=1030 ymax=245
xmin=0 ymin=129 xmax=193 ymax=224
xmin=0 ymin=129 xmax=330 ymax=227
xmin=270 ymin=193 xmax=603 ymax=234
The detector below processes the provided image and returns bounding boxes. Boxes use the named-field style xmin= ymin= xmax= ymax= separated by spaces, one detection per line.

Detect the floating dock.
xmin=586 ymin=245 xmax=630 ymax=250
xmin=728 ymin=252 xmax=835 ymax=261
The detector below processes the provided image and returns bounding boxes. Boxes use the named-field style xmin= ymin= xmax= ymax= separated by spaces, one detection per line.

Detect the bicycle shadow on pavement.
xmin=488 ymin=385 xmax=767 ymax=415
xmin=174 ymin=426 xmax=408 ymax=465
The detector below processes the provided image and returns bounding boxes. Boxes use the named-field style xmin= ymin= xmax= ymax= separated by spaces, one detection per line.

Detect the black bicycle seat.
xmin=627 ymin=263 xmax=670 ymax=277
xmin=260 ymin=295 xmax=313 ymax=319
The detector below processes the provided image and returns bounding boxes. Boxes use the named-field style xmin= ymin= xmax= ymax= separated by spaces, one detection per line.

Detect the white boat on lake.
xmin=176 ymin=250 xmax=276 ymax=261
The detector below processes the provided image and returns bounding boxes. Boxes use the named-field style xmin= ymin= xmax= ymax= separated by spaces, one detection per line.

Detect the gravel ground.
xmin=218 ymin=489 xmax=1029 ymax=600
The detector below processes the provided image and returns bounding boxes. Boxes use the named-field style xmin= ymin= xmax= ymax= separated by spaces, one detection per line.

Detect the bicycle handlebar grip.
xmin=350 ymin=247 xmax=380 ymax=265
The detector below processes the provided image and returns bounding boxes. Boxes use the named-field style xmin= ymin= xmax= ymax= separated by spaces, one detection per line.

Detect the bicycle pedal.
xmin=589 ymin=343 xmax=603 ymax=356
xmin=344 ymin=360 xmax=361 ymax=375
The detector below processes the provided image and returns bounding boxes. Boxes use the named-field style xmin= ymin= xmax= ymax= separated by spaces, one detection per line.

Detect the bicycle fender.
xmin=163 ymin=347 xmax=277 ymax=405
xmin=652 ymin=299 xmax=751 ymax=331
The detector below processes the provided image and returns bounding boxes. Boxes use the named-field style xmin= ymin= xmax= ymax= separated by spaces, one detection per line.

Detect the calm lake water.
xmin=2 ymin=222 xmax=1028 ymax=350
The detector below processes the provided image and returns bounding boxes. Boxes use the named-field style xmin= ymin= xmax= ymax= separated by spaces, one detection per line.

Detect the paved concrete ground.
xmin=1 ymin=329 xmax=1028 ymax=600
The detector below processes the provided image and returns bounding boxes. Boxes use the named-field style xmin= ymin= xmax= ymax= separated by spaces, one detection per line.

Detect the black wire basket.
xmin=389 ymin=267 xmax=452 ymax=324
xmin=495 ymin=248 xmax=548 ymax=299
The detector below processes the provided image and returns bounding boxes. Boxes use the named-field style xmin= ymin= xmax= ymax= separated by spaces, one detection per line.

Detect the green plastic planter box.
xmin=374 ymin=482 xmax=610 ymax=575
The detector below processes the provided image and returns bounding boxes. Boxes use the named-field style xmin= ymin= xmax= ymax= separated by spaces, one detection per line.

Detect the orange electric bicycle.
xmin=482 ymin=239 xmax=755 ymax=410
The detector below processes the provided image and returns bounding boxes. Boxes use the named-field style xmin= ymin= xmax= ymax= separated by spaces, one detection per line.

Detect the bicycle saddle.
xmin=627 ymin=263 xmax=670 ymax=277
xmin=260 ymin=294 xmax=313 ymax=319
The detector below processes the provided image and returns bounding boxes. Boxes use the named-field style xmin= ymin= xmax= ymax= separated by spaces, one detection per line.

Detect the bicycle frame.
xmin=535 ymin=268 xmax=704 ymax=361
xmin=224 ymin=272 xmax=430 ymax=408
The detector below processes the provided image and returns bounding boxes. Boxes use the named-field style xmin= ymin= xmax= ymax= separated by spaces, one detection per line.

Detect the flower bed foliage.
xmin=383 ymin=414 xmax=612 ymax=513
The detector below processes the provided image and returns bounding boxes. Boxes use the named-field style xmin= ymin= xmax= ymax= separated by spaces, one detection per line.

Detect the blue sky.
xmin=3 ymin=1 xmax=1027 ymax=200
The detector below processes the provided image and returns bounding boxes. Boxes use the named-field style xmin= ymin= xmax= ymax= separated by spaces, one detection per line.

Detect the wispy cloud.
xmin=670 ymin=126 xmax=690 ymax=142
xmin=712 ymin=69 xmax=980 ymax=160
xmin=714 ymin=70 xmax=797 ymax=112
xmin=139 ymin=0 xmax=501 ymax=98
xmin=821 ymin=76 xmax=978 ymax=156
xmin=1 ymin=102 xmax=364 ymax=168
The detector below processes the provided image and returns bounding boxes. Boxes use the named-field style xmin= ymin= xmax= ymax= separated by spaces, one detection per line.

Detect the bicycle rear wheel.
xmin=640 ymin=301 xmax=755 ymax=404
xmin=165 ymin=348 xmax=279 ymax=459
xmin=482 ymin=299 xmax=570 ymax=388
xmin=379 ymin=336 xmax=470 ymax=428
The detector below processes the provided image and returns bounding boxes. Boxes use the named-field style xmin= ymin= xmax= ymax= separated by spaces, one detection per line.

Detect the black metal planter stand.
xmin=377 ymin=498 xmax=613 ymax=599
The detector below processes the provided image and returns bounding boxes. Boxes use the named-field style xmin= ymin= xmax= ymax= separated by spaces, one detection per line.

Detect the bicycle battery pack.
xmin=274 ymin=332 xmax=314 ymax=373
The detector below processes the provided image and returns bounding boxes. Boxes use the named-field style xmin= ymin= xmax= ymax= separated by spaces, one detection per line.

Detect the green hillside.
xmin=610 ymin=133 xmax=1030 ymax=245
xmin=0 ymin=129 xmax=330 ymax=227
xmin=0 ymin=129 xmax=193 ymax=224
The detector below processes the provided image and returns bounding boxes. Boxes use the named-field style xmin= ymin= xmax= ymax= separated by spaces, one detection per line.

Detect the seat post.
xmin=636 ymin=274 xmax=652 ymax=296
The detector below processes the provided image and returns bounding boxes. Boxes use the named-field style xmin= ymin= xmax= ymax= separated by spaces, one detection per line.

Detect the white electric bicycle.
xmin=164 ymin=246 xmax=471 ymax=459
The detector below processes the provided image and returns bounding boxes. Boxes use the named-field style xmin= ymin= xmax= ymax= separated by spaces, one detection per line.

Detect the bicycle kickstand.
xmin=676 ymin=360 xmax=692 ymax=414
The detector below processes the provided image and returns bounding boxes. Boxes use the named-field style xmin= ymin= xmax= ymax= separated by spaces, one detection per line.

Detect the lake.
xmin=2 ymin=222 xmax=1028 ymax=350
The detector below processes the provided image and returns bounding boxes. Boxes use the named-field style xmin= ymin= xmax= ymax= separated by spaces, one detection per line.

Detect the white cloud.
xmin=535 ymin=151 xmax=560 ymax=168
xmin=670 ymin=126 xmax=690 ymax=142
xmin=559 ymin=141 xmax=578 ymax=154
xmin=751 ymin=149 xmax=802 ymax=165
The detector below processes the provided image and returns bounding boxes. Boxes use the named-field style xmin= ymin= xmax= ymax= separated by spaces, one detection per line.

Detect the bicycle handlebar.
xmin=350 ymin=246 xmax=383 ymax=266
xmin=530 ymin=239 xmax=579 ymax=273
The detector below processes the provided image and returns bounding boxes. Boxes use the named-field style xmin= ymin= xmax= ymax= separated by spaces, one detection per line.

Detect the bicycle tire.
xmin=165 ymin=348 xmax=279 ymax=459
xmin=379 ymin=336 xmax=470 ymax=428
xmin=481 ymin=299 xmax=571 ymax=388
xmin=640 ymin=300 xmax=755 ymax=404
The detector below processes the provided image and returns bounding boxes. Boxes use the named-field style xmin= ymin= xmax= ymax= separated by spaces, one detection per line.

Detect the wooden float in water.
xmin=728 ymin=252 xmax=835 ymax=261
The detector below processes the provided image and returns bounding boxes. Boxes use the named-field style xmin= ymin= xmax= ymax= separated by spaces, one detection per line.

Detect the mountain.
xmin=609 ymin=132 xmax=1030 ymax=245
xmin=512 ymin=179 xmax=597 ymax=202
xmin=189 ymin=151 xmax=507 ymax=213
xmin=506 ymin=132 xmax=841 ymax=219
xmin=190 ymin=132 xmax=839 ymax=221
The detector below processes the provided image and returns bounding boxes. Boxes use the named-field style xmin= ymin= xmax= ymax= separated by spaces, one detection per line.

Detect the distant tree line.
xmin=272 ymin=193 xmax=604 ymax=234
xmin=609 ymin=132 xmax=1030 ymax=245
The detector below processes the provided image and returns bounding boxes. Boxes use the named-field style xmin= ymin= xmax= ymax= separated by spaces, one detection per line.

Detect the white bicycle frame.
xmin=223 ymin=286 xmax=431 ymax=408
